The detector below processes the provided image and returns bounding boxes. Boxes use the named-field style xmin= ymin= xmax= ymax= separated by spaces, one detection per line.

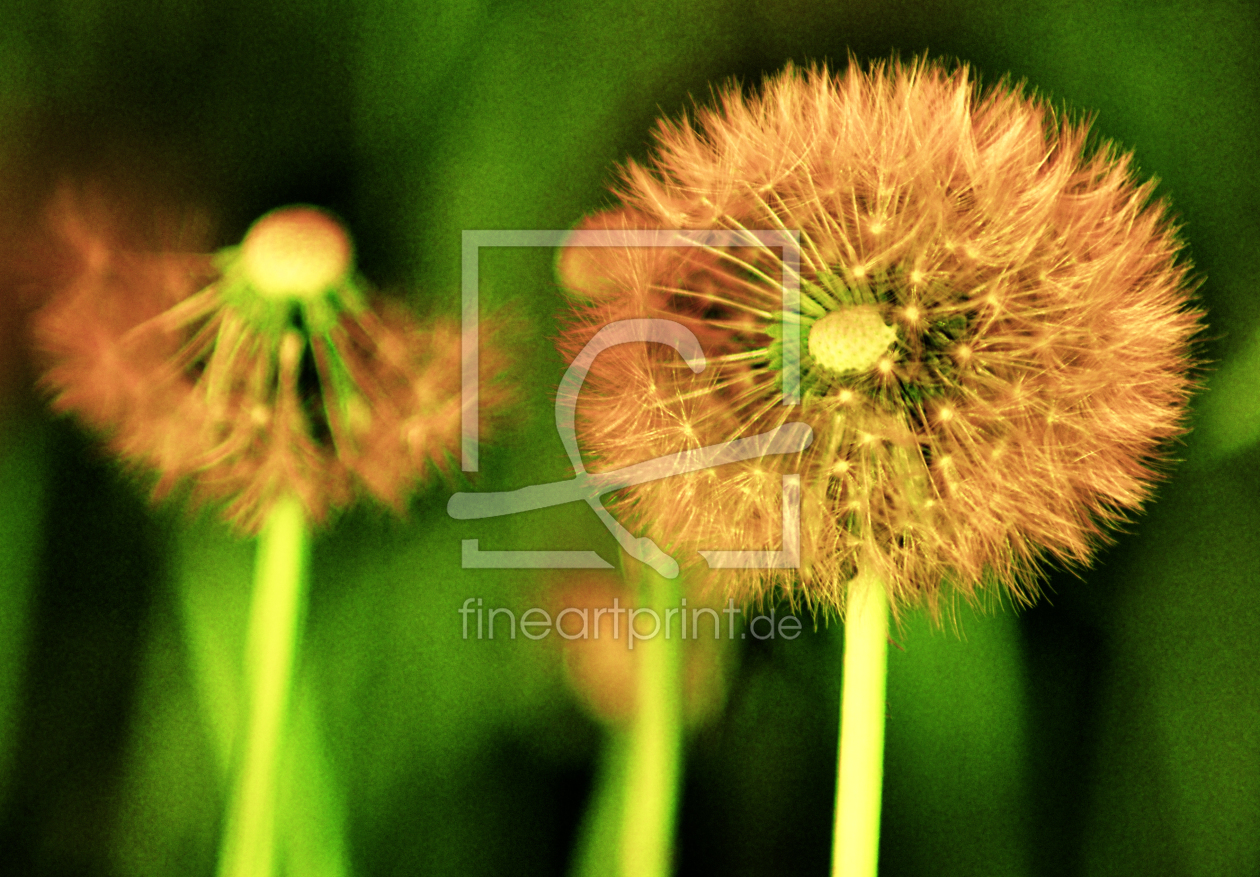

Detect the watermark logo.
xmin=449 ymin=229 xmax=806 ymax=578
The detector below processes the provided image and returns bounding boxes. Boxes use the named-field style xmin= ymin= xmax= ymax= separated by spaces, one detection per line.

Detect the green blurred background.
xmin=0 ymin=1 xmax=1257 ymax=874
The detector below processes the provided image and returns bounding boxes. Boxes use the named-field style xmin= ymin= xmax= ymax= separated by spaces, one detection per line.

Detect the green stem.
xmin=831 ymin=567 xmax=889 ymax=877
xmin=619 ymin=565 xmax=683 ymax=877
xmin=217 ymin=495 xmax=309 ymax=877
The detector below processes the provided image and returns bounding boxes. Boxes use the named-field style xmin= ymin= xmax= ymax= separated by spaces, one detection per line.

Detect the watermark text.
xmin=458 ymin=597 xmax=801 ymax=647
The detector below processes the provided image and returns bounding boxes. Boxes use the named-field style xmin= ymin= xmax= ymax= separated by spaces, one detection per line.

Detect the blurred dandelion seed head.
xmin=558 ymin=58 xmax=1202 ymax=618
xmin=35 ymin=189 xmax=501 ymax=532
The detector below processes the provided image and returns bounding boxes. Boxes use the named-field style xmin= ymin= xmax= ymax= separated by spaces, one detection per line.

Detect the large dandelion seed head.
xmin=558 ymin=58 xmax=1202 ymax=619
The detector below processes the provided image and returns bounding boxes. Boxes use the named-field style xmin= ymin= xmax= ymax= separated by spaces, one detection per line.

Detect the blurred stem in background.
xmin=571 ymin=562 xmax=684 ymax=877
xmin=620 ymin=564 xmax=683 ymax=877
xmin=174 ymin=504 xmax=351 ymax=877
xmin=832 ymin=568 xmax=889 ymax=877
xmin=217 ymin=496 xmax=309 ymax=877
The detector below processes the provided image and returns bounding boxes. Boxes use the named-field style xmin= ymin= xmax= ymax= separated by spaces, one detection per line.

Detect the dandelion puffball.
xmin=36 ymin=195 xmax=490 ymax=531
xmin=558 ymin=58 xmax=1201 ymax=617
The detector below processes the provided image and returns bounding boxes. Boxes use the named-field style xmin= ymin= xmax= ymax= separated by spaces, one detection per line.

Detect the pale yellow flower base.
xmin=217 ymin=496 xmax=309 ymax=877
xmin=832 ymin=569 xmax=889 ymax=877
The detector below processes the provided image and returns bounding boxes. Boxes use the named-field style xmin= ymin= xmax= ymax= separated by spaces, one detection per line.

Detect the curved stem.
xmin=619 ymin=565 xmax=683 ymax=877
xmin=831 ymin=567 xmax=889 ymax=877
xmin=217 ymin=496 xmax=309 ymax=877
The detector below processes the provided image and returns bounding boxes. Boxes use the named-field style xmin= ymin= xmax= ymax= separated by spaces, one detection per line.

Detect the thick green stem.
xmin=619 ymin=565 xmax=683 ymax=877
xmin=217 ymin=496 xmax=309 ymax=877
xmin=831 ymin=568 xmax=889 ymax=877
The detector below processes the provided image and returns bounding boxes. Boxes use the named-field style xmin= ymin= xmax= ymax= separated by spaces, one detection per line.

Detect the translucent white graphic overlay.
xmin=454 ymin=229 xmax=804 ymax=576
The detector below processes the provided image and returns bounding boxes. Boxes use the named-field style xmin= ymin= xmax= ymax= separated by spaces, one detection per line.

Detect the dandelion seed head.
xmin=35 ymin=188 xmax=505 ymax=532
xmin=558 ymin=57 xmax=1202 ymax=619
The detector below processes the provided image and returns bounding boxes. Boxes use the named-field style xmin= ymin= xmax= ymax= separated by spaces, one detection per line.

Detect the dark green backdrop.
xmin=0 ymin=1 xmax=1257 ymax=875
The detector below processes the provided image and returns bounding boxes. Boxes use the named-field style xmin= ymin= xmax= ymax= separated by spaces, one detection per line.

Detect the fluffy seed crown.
xmin=557 ymin=58 xmax=1201 ymax=618
xmin=35 ymin=189 xmax=506 ymax=531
